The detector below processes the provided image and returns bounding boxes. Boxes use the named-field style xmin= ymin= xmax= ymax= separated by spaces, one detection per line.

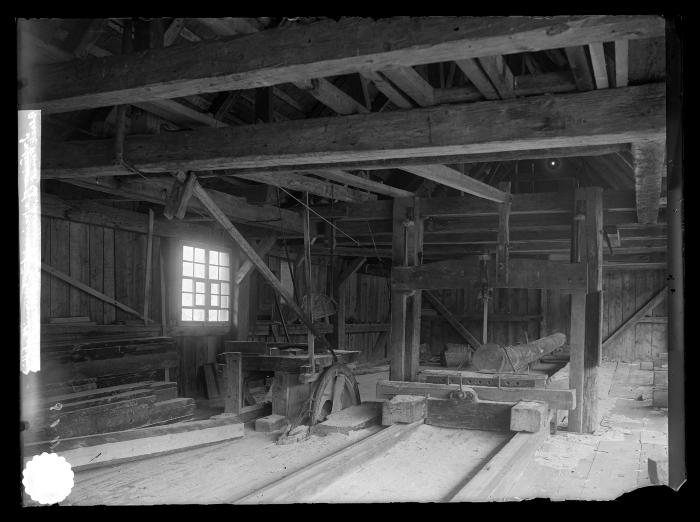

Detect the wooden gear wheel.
xmin=308 ymin=363 xmax=361 ymax=424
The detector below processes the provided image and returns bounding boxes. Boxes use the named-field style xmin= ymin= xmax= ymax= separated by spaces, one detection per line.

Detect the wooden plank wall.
xmin=40 ymin=214 xmax=163 ymax=325
xmin=423 ymin=287 xmax=543 ymax=353
xmin=602 ymin=269 xmax=667 ymax=362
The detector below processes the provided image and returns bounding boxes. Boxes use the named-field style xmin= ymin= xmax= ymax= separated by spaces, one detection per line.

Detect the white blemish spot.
xmin=22 ymin=452 xmax=74 ymax=505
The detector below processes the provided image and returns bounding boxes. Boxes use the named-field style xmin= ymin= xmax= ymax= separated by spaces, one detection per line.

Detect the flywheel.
xmin=308 ymin=363 xmax=361 ymax=425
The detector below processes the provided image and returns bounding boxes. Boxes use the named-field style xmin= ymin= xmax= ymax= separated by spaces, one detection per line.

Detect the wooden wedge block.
xmin=255 ymin=414 xmax=288 ymax=433
xmin=382 ymin=395 xmax=426 ymax=425
xmin=312 ymin=403 xmax=382 ymax=435
xmin=510 ymin=400 xmax=549 ymax=433
xmin=425 ymin=398 xmax=514 ymax=431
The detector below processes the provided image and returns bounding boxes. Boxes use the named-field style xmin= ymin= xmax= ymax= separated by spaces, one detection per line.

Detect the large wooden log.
xmin=41 ymin=84 xmax=665 ymax=178
xmin=471 ymin=333 xmax=567 ymax=372
xmin=22 ymin=16 xmax=663 ymax=113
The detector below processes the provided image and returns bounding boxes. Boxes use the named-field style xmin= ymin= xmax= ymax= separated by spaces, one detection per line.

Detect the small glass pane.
xmin=194 ymin=248 xmax=205 ymax=263
xmin=193 ymin=308 xmax=205 ymax=321
xmin=194 ymin=263 xmax=205 ymax=278
xmin=195 ymin=293 xmax=205 ymax=306
xmin=182 ymin=278 xmax=193 ymax=292
xmin=208 ymin=309 xmax=218 ymax=322
xmin=195 ymin=281 xmax=205 ymax=293
xmin=183 ymin=262 xmax=193 ymax=277
xmin=209 ymin=266 xmax=219 ymax=280
xmin=221 ymin=282 xmax=229 ymax=295
xmin=211 ymin=283 xmax=219 ymax=295
xmin=221 ymin=295 xmax=229 ymax=308
xmin=182 ymin=292 xmax=193 ymax=306
xmin=219 ymin=266 xmax=229 ymax=281
xmin=219 ymin=309 xmax=229 ymax=322
xmin=182 ymin=308 xmax=193 ymax=321
xmin=209 ymin=251 xmax=219 ymax=265
xmin=219 ymin=252 xmax=229 ymax=267
xmin=211 ymin=294 xmax=219 ymax=307
xmin=183 ymin=246 xmax=193 ymax=261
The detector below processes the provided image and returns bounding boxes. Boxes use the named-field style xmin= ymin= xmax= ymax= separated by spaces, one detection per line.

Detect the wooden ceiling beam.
xmin=588 ymin=42 xmax=610 ymax=89
xmin=455 ymin=58 xmax=500 ymax=100
xmin=225 ymin=172 xmax=376 ymax=203
xmin=381 ymin=67 xmax=435 ymax=107
xmin=21 ymin=15 xmax=663 ymax=113
xmin=564 ymin=46 xmax=596 ymax=91
xmin=614 ymin=39 xmax=629 ymax=87
xmin=360 ymin=70 xmax=414 ymax=109
xmin=41 ymin=84 xmax=666 ymax=179
xmin=59 ymin=176 xmax=304 ymax=233
xmin=293 ymin=78 xmax=369 ymax=115
xmin=477 ymin=55 xmax=516 ymax=98
xmin=399 ymin=165 xmax=506 ymax=202
xmin=310 ymin=169 xmax=414 ymax=198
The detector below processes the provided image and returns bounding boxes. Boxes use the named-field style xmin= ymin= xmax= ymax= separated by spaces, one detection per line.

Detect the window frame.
xmin=177 ymin=239 xmax=232 ymax=327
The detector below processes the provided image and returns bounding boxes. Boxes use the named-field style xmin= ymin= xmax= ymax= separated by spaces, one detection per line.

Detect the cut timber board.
xmin=52 ymin=422 xmax=244 ymax=472
xmin=376 ymin=380 xmax=574 ymax=410
xmin=420 ymin=369 xmax=547 ymax=388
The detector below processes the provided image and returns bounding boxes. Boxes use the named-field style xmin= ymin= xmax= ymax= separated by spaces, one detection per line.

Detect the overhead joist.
xmin=41 ymin=84 xmax=666 ymax=179
xmin=22 ymin=15 xmax=664 ymax=113
xmin=392 ymin=257 xmax=587 ymax=292
xmin=399 ymin=164 xmax=506 ymax=202
xmin=61 ymin=176 xmax=304 ymax=234
xmin=632 ymin=140 xmax=665 ymax=224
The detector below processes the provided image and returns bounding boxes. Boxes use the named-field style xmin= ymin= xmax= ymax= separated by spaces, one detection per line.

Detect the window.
xmin=180 ymin=244 xmax=230 ymax=323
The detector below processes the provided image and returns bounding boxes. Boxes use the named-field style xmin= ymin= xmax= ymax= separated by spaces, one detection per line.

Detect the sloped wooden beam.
xmin=191 ymin=177 xmax=334 ymax=352
xmin=294 ymin=78 xmax=369 ymax=115
xmin=564 ymin=46 xmax=595 ymax=91
xmin=42 ymin=263 xmax=152 ymax=323
xmin=588 ymin=42 xmax=610 ymax=89
xmin=311 ymin=169 xmax=414 ymax=198
xmin=234 ymin=236 xmax=278 ymax=285
xmin=227 ymin=172 xmax=376 ymax=203
xmin=336 ymin=257 xmax=367 ymax=287
xmin=454 ymin=58 xmax=499 ymax=100
xmin=381 ymin=67 xmax=435 ymax=107
xmin=41 ymin=84 xmax=665 ymax=179
xmin=21 ymin=16 xmax=664 ymax=112
xmin=400 ymin=165 xmax=506 ymax=202
xmin=603 ymin=287 xmax=666 ymax=350
xmin=614 ymin=40 xmax=629 ymax=87
xmin=61 ymin=176 xmax=304 ymax=233
xmin=360 ymin=70 xmax=413 ymax=109
xmin=423 ymin=291 xmax=481 ymax=349
xmin=632 ymin=140 xmax=665 ymax=224
xmin=478 ymin=56 xmax=515 ymax=98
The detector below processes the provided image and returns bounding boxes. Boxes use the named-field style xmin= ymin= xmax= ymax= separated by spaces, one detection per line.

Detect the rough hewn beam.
xmin=400 ymin=165 xmax=506 ymax=202
xmin=564 ymin=46 xmax=595 ymax=91
xmin=588 ymin=42 xmax=610 ymax=89
xmin=293 ymin=78 xmax=369 ymax=115
xmin=21 ymin=16 xmax=664 ymax=113
xmin=381 ymin=67 xmax=435 ymax=106
xmin=632 ymin=140 xmax=665 ymax=224
xmin=227 ymin=172 xmax=376 ymax=203
xmin=361 ymin=70 xmax=413 ymax=109
xmin=41 ymin=84 xmax=665 ymax=179
xmin=478 ymin=55 xmax=515 ymax=98
xmin=61 ymin=176 xmax=304 ymax=233
xmin=454 ymin=58 xmax=500 ymax=100
xmin=311 ymin=169 xmax=414 ymax=198
xmin=614 ymin=39 xmax=629 ymax=87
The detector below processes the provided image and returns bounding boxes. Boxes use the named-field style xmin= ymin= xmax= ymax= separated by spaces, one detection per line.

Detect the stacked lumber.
xmin=37 ymin=337 xmax=178 ymax=389
xmin=23 ymin=380 xmax=194 ymax=443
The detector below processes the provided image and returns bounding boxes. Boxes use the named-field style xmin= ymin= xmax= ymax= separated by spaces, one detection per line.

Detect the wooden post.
xmin=143 ymin=208 xmax=154 ymax=324
xmin=496 ymin=181 xmax=511 ymax=285
xmin=303 ymin=192 xmax=315 ymax=373
xmin=569 ymin=187 xmax=603 ymax=433
xmin=390 ymin=197 xmax=422 ymax=381
xmin=159 ymin=249 xmax=166 ymax=337
xmin=582 ymin=187 xmax=603 ymax=433
xmin=222 ymin=352 xmax=242 ymax=415
xmin=568 ymin=188 xmax=587 ymax=433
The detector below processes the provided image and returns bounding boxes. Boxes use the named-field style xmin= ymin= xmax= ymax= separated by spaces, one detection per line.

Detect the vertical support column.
xmin=496 ymin=181 xmax=511 ymax=285
xmin=334 ymin=260 xmax=347 ymax=351
xmin=390 ymin=197 xmax=423 ymax=381
xmin=222 ymin=352 xmax=242 ymax=415
xmin=303 ymin=193 xmax=315 ymax=372
xmin=582 ymin=187 xmax=603 ymax=433
xmin=568 ymin=189 xmax=587 ymax=433
xmin=569 ymin=187 xmax=603 ymax=433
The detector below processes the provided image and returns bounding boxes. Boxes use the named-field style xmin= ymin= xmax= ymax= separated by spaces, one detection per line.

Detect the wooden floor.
xmin=59 ymin=361 xmax=666 ymax=504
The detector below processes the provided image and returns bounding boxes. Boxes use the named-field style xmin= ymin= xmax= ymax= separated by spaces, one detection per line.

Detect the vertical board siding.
xmin=41 ymin=217 xmax=163 ymax=326
xmin=601 ymin=269 xmax=667 ymax=362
